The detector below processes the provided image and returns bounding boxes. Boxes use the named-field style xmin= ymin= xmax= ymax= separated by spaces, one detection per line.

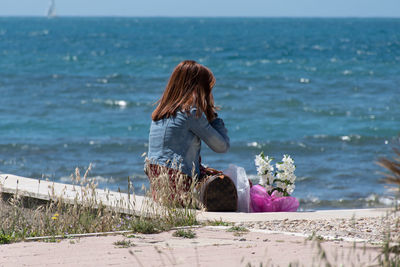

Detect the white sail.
xmin=47 ymin=0 xmax=56 ymax=18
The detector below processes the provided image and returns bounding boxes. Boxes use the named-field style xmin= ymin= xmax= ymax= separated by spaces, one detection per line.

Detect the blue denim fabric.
xmin=147 ymin=108 xmax=230 ymax=177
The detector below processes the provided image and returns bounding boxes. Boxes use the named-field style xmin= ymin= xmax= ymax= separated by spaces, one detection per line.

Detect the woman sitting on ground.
xmin=145 ymin=60 xmax=237 ymax=211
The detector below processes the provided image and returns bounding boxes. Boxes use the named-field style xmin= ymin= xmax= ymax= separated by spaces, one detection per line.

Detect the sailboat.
xmin=47 ymin=0 xmax=56 ymax=18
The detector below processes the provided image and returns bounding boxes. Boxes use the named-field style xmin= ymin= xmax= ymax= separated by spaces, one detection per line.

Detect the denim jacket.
xmin=146 ymin=108 xmax=230 ymax=178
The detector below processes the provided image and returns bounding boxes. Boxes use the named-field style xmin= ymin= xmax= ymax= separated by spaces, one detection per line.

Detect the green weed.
xmin=114 ymin=239 xmax=135 ymax=248
xmin=173 ymin=229 xmax=196 ymax=239
xmin=227 ymin=226 xmax=249 ymax=233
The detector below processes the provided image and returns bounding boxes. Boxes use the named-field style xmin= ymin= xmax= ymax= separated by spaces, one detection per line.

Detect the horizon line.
xmin=1 ymin=15 xmax=400 ymax=19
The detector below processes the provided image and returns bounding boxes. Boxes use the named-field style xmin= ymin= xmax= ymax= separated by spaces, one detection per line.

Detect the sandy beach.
xmin=0 ymin=223 xmax=385 ymax=266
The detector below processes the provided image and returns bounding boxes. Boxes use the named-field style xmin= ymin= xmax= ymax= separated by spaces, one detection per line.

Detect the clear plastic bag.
xmin=224 ymin=164 xmax=250 ymax=212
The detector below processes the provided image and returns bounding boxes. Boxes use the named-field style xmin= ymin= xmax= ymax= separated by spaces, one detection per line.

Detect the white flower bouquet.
xmin=254 ymin=152 xmax=296 ymax=197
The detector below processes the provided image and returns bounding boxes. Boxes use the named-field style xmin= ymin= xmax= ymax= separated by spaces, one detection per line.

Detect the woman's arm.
xmin=187 ymin=109 xmax=230 ymax=153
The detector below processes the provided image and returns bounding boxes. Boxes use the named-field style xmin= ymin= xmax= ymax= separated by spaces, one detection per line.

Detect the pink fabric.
xmin=250 ymin=185 xmax=299 ymax=212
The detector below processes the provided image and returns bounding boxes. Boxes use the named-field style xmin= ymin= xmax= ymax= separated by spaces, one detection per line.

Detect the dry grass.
xmin=142 ymin=161 xmax=202 ymax=228
xmin=376 ymin=141 xmax=400 ymax=266
xmin=0 ymin=163 xmax=200 ymax=244
xmin=378 ymin=147 xmax=400 ymax=198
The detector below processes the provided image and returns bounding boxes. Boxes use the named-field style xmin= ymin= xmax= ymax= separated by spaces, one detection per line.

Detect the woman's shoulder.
xmin=176 ymin=107 xmax=201 ymax=118
xmin=151 ymin=108 xmax=203 ymax=126
xmin=156 ymin=110 xmax=193 ymax=126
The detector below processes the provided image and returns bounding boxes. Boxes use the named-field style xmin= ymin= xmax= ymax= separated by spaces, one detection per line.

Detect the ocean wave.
xmin=230 ymin=135 xmax=389 ymax=153
xmin=86 ymin=98 xmax=149 ymax=108
xmin=29 ymin=30 xmax=49 ymax=37
xmin=304 ymin=134 xmax=387 ymax=145
xmin=91 ymin=98 xmax=128 ymax=108
xmin=62 ymin=54 xmax=78 ymax=61
xmin=302 ymin=106 xmax=350 ymax=117
xmin=298 ymin=193 xmax=399 ymax=210
xmin=299 ymin=78 xmax=310 ymax=84
xmin=246 ymin=142 xmax=262 ymax=148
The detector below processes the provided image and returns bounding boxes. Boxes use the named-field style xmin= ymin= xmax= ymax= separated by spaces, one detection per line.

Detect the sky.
xmin=1 ymin=0 xmax=400 ymax=17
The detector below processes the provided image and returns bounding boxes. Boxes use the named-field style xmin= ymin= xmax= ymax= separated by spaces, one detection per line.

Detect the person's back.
xmin=148 ymin=107 xmax=229 ymax=177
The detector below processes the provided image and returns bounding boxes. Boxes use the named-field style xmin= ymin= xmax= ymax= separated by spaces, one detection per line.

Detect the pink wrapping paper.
xmin=250 ymin=185 xmax=299 ymax=212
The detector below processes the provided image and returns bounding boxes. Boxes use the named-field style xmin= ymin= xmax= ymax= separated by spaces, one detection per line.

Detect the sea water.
xmin=1 ymin=17 xmax=399 ymax=209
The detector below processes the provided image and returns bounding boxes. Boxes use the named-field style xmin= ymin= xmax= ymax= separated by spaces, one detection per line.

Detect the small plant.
xmin=377 ymin=140 xmax=400 ymax=266
xmin=0 ymin=231 xmax=13 ymax=244
xmin=307 ymin=232 xmax=325 ymax=242
xmin=379 ymin=241 xmax=400 ymax=266
xmin=172 ymin=229 xmax=196 ymax=239
xmin=113 ymin=239 xmax=135 ymax=248
xmin=124 ymin=234 xmax=136 ymax=238
xmin=126 ymin=217 xmax=161 ymax=234
xmin=43 ymin=237 xmax=59 ymax=243
xmin=378 ymin=145 xmax=400 ymax=201
xmin=227 ymin=226 xmax=249 ymax=233
xmin=204 ymin=219 xmax=232 ymax=227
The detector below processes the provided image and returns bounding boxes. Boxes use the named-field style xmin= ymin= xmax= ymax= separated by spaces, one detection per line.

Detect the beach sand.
xmin=1 ymin=207 xmax=397 ymax=266
xmin=0 ymin=225 xmax=383 ymax=266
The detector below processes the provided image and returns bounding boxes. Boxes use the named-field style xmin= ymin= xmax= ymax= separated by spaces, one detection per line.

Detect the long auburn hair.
xmin=152 ymin=60 xmax=217 ymax=122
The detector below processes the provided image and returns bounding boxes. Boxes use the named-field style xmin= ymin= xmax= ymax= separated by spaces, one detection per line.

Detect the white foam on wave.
xmin=342 ymin=70 xmax=352 ymax=75
xmin=90 ymin=50 xmax=106 ymax=57
xmin=341 ymin=136 xmax=351 ymax=142
xmin=92 ymin=99 xmax=128 ymax=109
xmin=276 ymin=58 xmax=293 ymax=64
xmin=116 ymin=100 xmax=127 ymax=107
xmin=63 ymin=54 xmax=78 ymax=62
xmin=29 ymin=30 xmax=49 ymax=37
xmin=340 ymin=134 xmax=361 ymax=142
xmin=297 ymin=142 xmax=306 ymax=148
xmin=247 ymin=142 xmax=262 ymax=148
xmin=313 ymin=134 xmax=328 ymax=139
xmin=97 ymin=78 xmax=108 ymax=84
xmin=311 ymin=45 xmax=324 ymax=51
xmin=365 ymin=194 xmax=400 ymax=206
xmin=299 ymin=78 xmax=310 ymax=84
xmin=305 ymin=66 xmax=317 ymax=72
